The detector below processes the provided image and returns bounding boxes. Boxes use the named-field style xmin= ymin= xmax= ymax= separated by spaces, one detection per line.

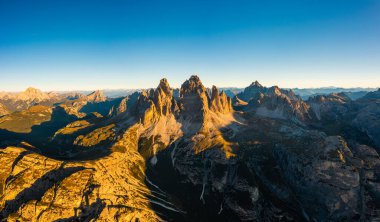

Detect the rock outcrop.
xmin=16 ymin=87 xmax=51 ymax=102
xmin=179 ymin=75 xmax=210 ymax=121
xmin=153 ymin=78 xmax=175 ymax=116
xmin=0 ymin=76 xmax=379 ymax=222
xmin=209 ymin=86 xmax=233 ymax=114
xmin=243 ymin=85 xmax=312 ymax=123
xmin=308 ymin=93 xmax=351 ymax=120
xmin=0 ymin=103 xmax=9 ymax=116
xmin=86 ymin=90 xmax=106 ymax=103
xmin=236 ymin=80 xmax=266 ymax=102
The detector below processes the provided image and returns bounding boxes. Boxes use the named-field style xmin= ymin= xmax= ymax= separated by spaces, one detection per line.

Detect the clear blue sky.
xmin=0 ymin=0 xmax=379 ymax=91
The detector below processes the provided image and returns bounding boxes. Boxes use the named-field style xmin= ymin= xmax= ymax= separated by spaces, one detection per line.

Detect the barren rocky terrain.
xmin=0 ymin=76 xmax=379 ymax=221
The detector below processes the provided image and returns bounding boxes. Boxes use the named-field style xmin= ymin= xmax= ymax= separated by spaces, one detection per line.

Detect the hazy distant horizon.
xmin=0 ymin=77 xmax=379 ymax=92
xmin=1 ymin=80 xmax=379 ymax=93
xmin=1 ymin=0 xmax=379 ymax=91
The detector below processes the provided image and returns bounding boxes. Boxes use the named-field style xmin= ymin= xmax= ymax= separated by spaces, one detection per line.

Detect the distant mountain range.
xmin=0 ymin=77 xmax=379 ymax=221
xmin=1 ymin=85 xmax=377 ymax=100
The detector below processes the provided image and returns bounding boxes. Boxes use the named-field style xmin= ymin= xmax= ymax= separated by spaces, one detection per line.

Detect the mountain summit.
xmin=86 ymin=90 xmax=106 ymax=103
xmin=0 ymin=76 xmax=379 ymax=221
xmin=16 ymin=87 xmax=50 ymax=101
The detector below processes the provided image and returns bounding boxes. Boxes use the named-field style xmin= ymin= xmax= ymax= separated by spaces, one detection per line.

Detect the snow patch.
xmin=150 ymin=155 xmax=158 ymax=165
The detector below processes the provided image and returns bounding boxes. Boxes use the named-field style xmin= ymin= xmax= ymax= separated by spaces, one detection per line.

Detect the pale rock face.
xmin=86 ymin=90 xmax=106 ymax=103
xmin=234 ymin=82 xmax=312 ymax=123
xmin=209 ymin=86 xmax=233 ymax=114
xmin=108 ymin=96 xmax=130 ymax=116
xmin=15 ymin=87 xmax=51 ymax=102
xmin=153 ymin=78 xmax=174 ymax=116
xmin=118 ymin=97 xmax=129 ymax=113
xmin=179 ymin=75 xmax=210 ymax=120
xmin=0 ymin=76 xmax=380 ymax=221
xmin=232 ymin=95 xmax=248 ymax=107
xmin=244 ymin=85 xmax=312 ymax=123
xmin=0 ymin=103 xmax=9 ymax=116
xmin=135 ymin=90 xmax=160 ymax=125
xmin=0 ymin=87 xmax=52 ymax=108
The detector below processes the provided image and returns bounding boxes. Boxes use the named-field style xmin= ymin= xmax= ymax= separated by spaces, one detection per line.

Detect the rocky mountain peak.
xmin=210 ymin=85 xmax=219 ymax=100
xmin=180 ymin=75 xmax=207 ymax=96
xmin=209 ymin=86 xmax=233 ymax=113
xmin=86 ymin=90 xmax=106 ymax=103
xmin=179 ymin=76 xmax=209 ymax=119
xmin=154 ymin=78 xmax=175 ymax=116
xmin=249 ymin=80 xmax=263 ymax=88
xmin=25 ymin=87 xmax=40 ymax=93
xmin=157 ymin=78 xmax=171 ymax=94
xmin=268 ymin=86 xmax=282 ymax=96
xmin=237 ymin=80 xmax=267 ymax=102
xmin=17 ymin=87 xmax=50 ymax=101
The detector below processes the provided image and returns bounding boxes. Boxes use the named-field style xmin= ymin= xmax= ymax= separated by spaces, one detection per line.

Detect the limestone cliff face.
xmin=108 ymin=96 xmax=130 ymax=117
xmin=0 ymin=103 xmax=9 ymax=116
xmin=16 ymin=87 xmax=51 ymax=102
xmin=235 ymin=82 xmax=312 ymax=123
xmin=0 ymin=87 xmax=53 ymax=113
xmin=135 ymin=90 xmax=160 ymax=125
xmin=209 ymin=86 xmax=233 ymax=114
xmin=1 ymin=76 xmax=380 ymax=222
xmin=308 ymin=93 xmax=351 ymax=120
xmin=132 ymin=78 xmax=179 ymax=126
xmin=179 ymin=75 xmax=210 ymax=120
xmin=116 ymin=96 xmax=129 ymax=114
xmin=86 ymin=90 xmax=106 ymax=103
xmin=245 ymin=85 xmax=312 ymax=123
xmin=153 ymin=78 xmax=174 ymax=116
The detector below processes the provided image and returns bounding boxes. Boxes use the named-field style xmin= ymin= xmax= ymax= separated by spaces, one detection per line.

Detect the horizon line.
xmin=1 ymin=85 xmax=379 ymax=93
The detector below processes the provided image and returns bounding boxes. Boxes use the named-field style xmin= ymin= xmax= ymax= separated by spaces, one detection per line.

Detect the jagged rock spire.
xmin=180 ymin=75 xmax=207 ymax=96
xmin=250 ymin=80 xmax=263 ymax=88
xmin=154 ymin=78 xmax=175 ymax=116
xmin=86 ymin=90 xmax=106 ymax=103
xmin=179 ymin=75 xmax=209 ymax=120
xmin=209 ymin=86 xmax=233 ymax=113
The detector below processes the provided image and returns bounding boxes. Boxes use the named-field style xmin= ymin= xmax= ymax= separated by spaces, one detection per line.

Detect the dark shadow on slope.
xmin=0 ymin=164 xmax=86 ymax=220
xmin=140 ymin=114 xmax=204 ymax=221
xmin=79 ymin=98 xmax=123 ymax=117
xmin=233 ymin=112 xmax=308 ymax=220
xmin=142 ymin=113 xmax=247 ymax=221
xmin=0 ymin=106 xmax=77 ymax=145
xmin=144 ymin=111 xmax=307 ymax=221
xmin=54 ymin=198 xmax=106 ymax=222
xmin=0 ymin=106 xmax=78 ymax=156
xmin=27 ymin=106 xmax=78 ymax=146
xmin=0 ymin=105 xmax=140 ymax=161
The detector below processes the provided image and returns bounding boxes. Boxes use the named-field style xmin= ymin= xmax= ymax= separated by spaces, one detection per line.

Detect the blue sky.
xmin=0 ymin=0 xmax=379 ymax=91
